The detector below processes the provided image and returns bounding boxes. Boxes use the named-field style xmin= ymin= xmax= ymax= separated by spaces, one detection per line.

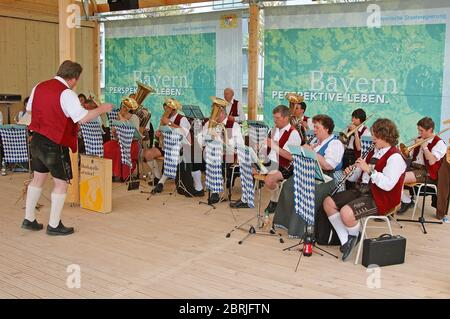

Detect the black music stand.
xmin=282 ymin=151 xmax=338 ymax=271
xmin=183 ymin=105 xmax=205 ymax=120
xmin=397 ymin=175 xmax=442 ymax=234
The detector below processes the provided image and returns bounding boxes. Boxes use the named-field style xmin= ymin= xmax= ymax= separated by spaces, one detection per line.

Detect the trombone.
xmin=400 ymin=127 xmax=450 ymax=159
xmin=339 ymin=114 xmax=374 ymax=145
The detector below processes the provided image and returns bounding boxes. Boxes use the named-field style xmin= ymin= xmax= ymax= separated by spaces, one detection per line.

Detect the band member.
xmin=436 ymin=128 xmax=449 ymax=222
xmin=287 ymin=93 xmax=313 ymax=134
xmin=198 ymin=97 xmax=245 ymax=204
xmin=342 ymin=108 xmax=371 ymax=169
xmin=78 ymin=93 xmax=87 ymax=105
xmin=398 ymin=117 xmax=447 ymax=214
xmin=323 ymin=118 xmax=407 ymax=261
xmin=224 ymin=88 xmax=245 ymax=123
xmin=23 ymin=60 xmax=112 ymax=235
xmin=144 ymin=98 xmax=192 ymax=194
xmin=272 ymin=114 xmax=345 ymax=239
xmin=261 ymin=105 xmax=302 ymax=215
xmin=15 ymin=97 xmax=29 ymax=124
xmin=103 ymin=99 xmax=142 ymax=181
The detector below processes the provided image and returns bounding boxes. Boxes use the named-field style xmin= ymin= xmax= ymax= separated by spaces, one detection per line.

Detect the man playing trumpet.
xmin=342 ymin=108 xmax=371 ymax=170
xmin=397 ymin=117 xmax=447 ymax=215
xmin=286 ymin=93 xmax=312 ymax=145
xmin=144 ymin=98 xmax=191 ymax=194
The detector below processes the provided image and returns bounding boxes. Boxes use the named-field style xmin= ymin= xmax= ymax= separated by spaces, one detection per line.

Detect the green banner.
xmin=264 ymin=24 xmax=445 ymax=141
xmin=105 ymin=33 xmax=216 ymax=127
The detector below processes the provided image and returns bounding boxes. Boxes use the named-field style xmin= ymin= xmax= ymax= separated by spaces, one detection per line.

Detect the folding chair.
xmin=404 ymin=182 xmax=438 ymax=220
xmin=354 ymin=204 xmax=400 ymax=265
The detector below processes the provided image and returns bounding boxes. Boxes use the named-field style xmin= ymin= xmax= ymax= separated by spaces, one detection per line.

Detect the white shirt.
xmin=199 ymin=118 xmax=244 ymax=154
xmin=267 ymin=124 xmax=302 ymax=163
xmin=169 ymin=113 xmax=191 ymax=139
xmin=314 ymin=134 xmax=345 ymax=170
xmin=27 ymin=76 xmax=88 ymax=123
xmin=412 ymin=138 xmax=447 ymax=165
xmin=225 ymin=99 xmax=245 ymax=123
xmin=348 ymin=146 xmax=407 ymax=191
xmin=347 ymin=125 xmax=371 ymax=150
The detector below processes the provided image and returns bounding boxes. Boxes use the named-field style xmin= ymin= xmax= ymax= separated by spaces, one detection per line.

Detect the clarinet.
xmin=329 ymin=144 xmax=375 ymax=197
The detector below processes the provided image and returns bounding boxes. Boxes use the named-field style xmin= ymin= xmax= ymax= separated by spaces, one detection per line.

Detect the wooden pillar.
xmin=247 ymin=1 xmax=260 ymax=121
xmin=59 ymin=0 xmax=79 ymax=205
xmin=93 ymin=21 xmax=101 ymax=98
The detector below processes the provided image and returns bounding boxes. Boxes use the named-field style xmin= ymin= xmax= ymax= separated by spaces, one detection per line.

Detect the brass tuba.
xmin=132 ymin=81 xmax=156 ymax=129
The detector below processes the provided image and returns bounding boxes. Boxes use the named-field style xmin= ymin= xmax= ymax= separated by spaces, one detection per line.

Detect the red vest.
xmin=173 ymin=114 xmax=184 ymax=126
xmin=412 ymin=135 xmax=443 ymax=180
xmin=268 ymin=126 xmax=295 ymax=169
xmin=229 ymin=99 xmax=239 ymax=117
xmin=366 ymin=147 xmax=406 ymax=215
xmin=353 ymin=125 xmax=368 ymax=159
xmin=29 ymin=79 xmax=79 ymax=152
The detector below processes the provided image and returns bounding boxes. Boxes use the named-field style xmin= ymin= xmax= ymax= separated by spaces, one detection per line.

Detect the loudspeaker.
xmin=107 ymin=0 xmax=139 ymax=11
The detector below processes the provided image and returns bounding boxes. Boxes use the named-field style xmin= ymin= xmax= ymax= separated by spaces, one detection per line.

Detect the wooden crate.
xmin=79 ymin=155 xmax=112 ymax=214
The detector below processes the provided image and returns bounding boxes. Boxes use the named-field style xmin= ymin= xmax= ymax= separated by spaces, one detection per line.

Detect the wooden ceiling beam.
xmin=96 ymin=0 xmax=207 ymax=13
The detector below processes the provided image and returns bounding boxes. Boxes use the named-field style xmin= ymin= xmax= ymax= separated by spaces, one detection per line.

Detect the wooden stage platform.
xmin=0 ymin=173 xmax=449 ymax=299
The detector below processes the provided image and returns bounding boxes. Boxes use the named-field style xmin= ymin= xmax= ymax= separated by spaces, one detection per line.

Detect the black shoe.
xmin=340 ymin=232 xmax=361 ymax=252
xmin=21 ymin=219 xmax=43 ymax=231
xmin=46 ymin=221 xmax=74 ymax=236
xmin=192 ymin=190 xmax=205 ymax=197
xmin=397 ymin=200 xmax=414 ymax=215
xmin=151 ymin=183 xmax=163 ymax=194
xmin=230 ymin=200 xmax=250 ymax=209
xmin=341 ymin=233 xmax=361 ymax=262
xmin=264 ymin=201 xmax=277 ymax=215
xmin=209 ymin=193 xmax=220 ymax=204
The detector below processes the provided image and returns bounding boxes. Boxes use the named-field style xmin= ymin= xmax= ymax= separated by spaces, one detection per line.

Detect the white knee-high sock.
xmin=346 ymin=222 xmax=361 ymax=237
xmin=401 ymin=193 xmax=411 ymax=204
xmin=147 ymin=160 xmax=161 ymax=179
xmin=191 ymin=170 xmax=203 ymax=191
xmin=159 ymin=175 xmax=168 ymax=185
xmin=25 ymin=186 xmax=42 ymax=222
xmin=328 ymin=213 xmax=349 ymax=245
xmin=269 ymin=185 xmax=280 ymax=202
xmin=49 ymin=193 xmax=67 ymax=228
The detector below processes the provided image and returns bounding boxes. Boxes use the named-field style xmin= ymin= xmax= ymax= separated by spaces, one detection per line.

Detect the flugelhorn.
xmin=339 ymin=113 xmax=374 ymax=145
xmin=400 ymin=127 xmax=450 ymax=159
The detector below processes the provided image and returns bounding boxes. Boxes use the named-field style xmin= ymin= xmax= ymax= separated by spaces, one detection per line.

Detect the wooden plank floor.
xmin=0 ymin=173 xmax=449 ymax=299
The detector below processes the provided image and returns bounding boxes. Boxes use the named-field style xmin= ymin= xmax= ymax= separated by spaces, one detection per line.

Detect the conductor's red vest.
xmin=29 ymin=79 xmax=79 ymax=152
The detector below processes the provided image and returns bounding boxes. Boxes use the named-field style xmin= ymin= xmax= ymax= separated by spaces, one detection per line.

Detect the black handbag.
xmin=362 ymin=234 xmax=406 ymax=267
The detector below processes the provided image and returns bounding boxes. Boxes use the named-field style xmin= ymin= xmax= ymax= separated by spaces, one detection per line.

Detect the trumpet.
xmin=339 ymin=114 xmax=374 ymax=145
xmin=400 ymin=127 xmax=450 ymax=159
xmin=330 ymin=144 xmax=375 ymax=197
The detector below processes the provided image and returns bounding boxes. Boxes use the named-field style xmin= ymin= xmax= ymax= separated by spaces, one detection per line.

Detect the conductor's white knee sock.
xmin=25 ymin=186 xmax=42 ymax=222
xmin=49 ymin=193 xmax=67 ymax=228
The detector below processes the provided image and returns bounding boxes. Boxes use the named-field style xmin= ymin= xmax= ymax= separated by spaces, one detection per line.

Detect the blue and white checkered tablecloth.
xmin=114 ymin=123 xmax=135 ymax=168
xmin=236 ymin=144 xmax=254 ymax=208
xmin=162 ymin=129 xmax=182 ymax=180
xmin=205 ymin=139 xmax=224 ymax=194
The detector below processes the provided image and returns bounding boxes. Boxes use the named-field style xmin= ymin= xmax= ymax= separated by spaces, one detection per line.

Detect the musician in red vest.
xmin=199 ymin=97 xmax=245 ymax=204
xmin=262 ymin=105 xmax=302 ymax=214
xmin=398 ymin=117 xmax=447 ymax=214
xmin=323 ymin=118 xmax=407 ymax=261
xmin=23 ymin=60 xmax=112 ymax=235
xmin=343 ymin=108 xmax=371 ymax=169
xmin=144 ymin=98 xmax=191 ymax=194
xmin=223 ymin=88 xmax=245 ymax=123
